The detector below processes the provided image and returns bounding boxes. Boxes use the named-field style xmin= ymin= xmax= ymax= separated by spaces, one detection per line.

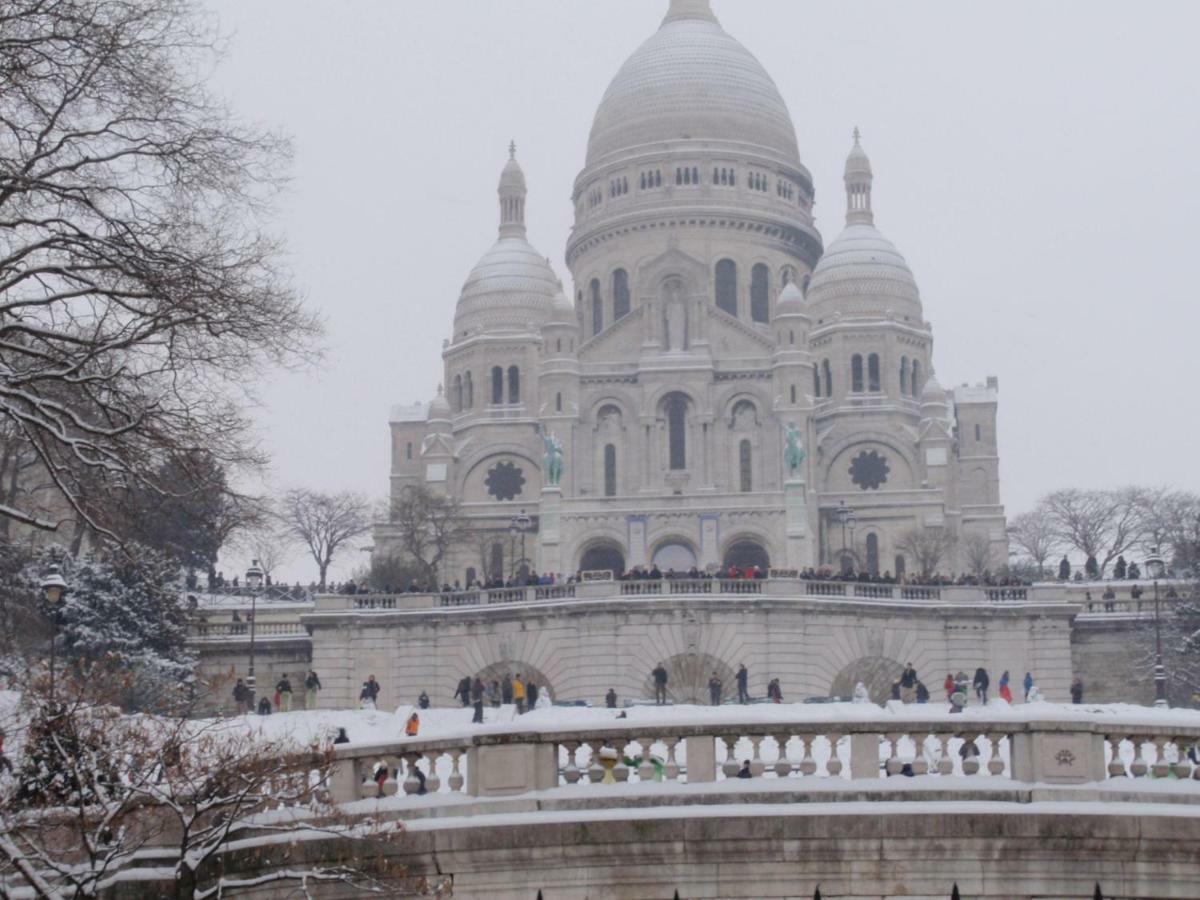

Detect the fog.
xmin=201 ymin=0 xmax=1200 ymax=583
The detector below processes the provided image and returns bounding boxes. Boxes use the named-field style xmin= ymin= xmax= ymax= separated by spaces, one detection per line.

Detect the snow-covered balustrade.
xmin=325 ymin=711 xmax=1200 ymax=806
xmin=189 ymin=621 xmax=308 ymax=639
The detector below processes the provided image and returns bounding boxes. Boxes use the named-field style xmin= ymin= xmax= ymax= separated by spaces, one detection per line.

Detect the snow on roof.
xmin=952 ymin=382 xmax=998 ymax=404
xmin=390 ymin=401 xmax=430 ymax=424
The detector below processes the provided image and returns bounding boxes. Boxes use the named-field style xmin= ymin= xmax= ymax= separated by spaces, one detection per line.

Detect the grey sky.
xmin=202 ymin=0 xmax=1200 ymax=583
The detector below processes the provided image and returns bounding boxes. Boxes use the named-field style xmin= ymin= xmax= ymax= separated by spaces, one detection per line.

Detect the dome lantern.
xmin=663 ymin=0 xmax=717 ymax=24
xmin=845 ymin=127 xmax=874 ymax=227
xmin=499 ymin=141 xmax=527 ymax=239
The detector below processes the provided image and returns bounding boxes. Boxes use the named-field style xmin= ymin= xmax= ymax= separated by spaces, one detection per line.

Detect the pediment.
xmin=635 ymin=246 xmax=709 ymax=299
xmin=579 ymin=305 xmax=645 ymax=362
xmin=706 ymin=307 xmax=775 ymax=354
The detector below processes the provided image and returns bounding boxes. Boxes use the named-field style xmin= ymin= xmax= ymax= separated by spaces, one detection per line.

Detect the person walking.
xmin=998 ymin=671 xmax=1013 ymax=704
xmin=605 ymin=687 xmax=618 ymax=708
xmin=471 ymin=677 xmax=485 ymax=724
xmin=454 ymin=676 xmax=471 ymax=708
xmin=708 ymin=671 xmax=723 ymax=706
xmin=275 ymin=674 xmax=293 ymax=712
xmin=501 ymin=673 xmax=514 ymax=705
xmin=360 ymin=675 xmax=380 ymax=710
xmin=736 ymin=663 xmax=750 ymax=704
xmin=900 ymin=662 xmax=918 ymax=704
xmin=527 ymin=680 xmax=540 ymax=712
xmin=943 ymin=673 xmax=955 ymax=703
xmin=1070 ymin=677 xmax=1084 ymax=704
xmin=1023 ymin=671 xmax=1034 ymax=702
xmin=513 ymin=674 xmax=527 ymax=714
xmin=973 ymin=667 xmax=990 ymax=705
xmin=304 ymin=670 xmax=322 ymax=710
xmin=232 ymin=678 xmax=251 ymax=715
xmin=652 ymin=662 xmax=669 ymax=705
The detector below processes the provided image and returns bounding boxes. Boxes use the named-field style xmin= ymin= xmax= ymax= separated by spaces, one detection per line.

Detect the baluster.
xmin=663 ymin=738 xmax=681 ymax=781
xmin=799 ymin=737 xmax=817 ymax=777
xmin=612 ymin=739 xmax=630 ymax=782
xmin=721 ymin=735 xmax=741 ymax=778
xmin=637 ymin=738 xmax=657 ymax=782
xmin=562 ymin=741 xmax=582 ymax=784
xmin=773 ymin=733 xmax=793 ymax=778
xmin=1167 ymin=741 xmax=1191 ymax=780
xmin=826 ymin=733 xmax=844 ymax=777
xmin=1129 ymin=736 xmax=1149 ymax=778
xmin=986 ymin=734 xmax=1006 ymax=776
xmin=910 ymin=732 xmax=930 ymax=776
xmin=448 ymin=749 xmax=465 ymax=792
xmin=884 ymin=732 xmax=903 ymax=777
xmin=423 ymin=751 xmax=442 ymax=793
xmin=1151 ymin=737 xmax=1171 ymax=779
xmin=750 ymin=736 xmax=765 ymax=777
xmin=936 ymin=734 xmax=954 ymax=776
xmin=961 ymin=736 xmax=981 ymax=775
xmin=586 ymin=741 xmax=604 ymax=783
xmin=1106 ymin=736 xmax=1126 ymax=777
xmin=402 ymin=753 xmax=422 ymax=795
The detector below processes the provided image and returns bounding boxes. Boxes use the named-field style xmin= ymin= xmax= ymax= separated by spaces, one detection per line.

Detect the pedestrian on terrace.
xmin=527 ymin=680 xmax=540 ymax=712
xmin=652 ymin=663 xmax=669 ymax=705
xmin=513 ymin=674 xmax=527 ymax=714
xmin=736 ymin=663 xmax=750 ymax=704
xmin=1023 ymin=671 xmax=1034 ymax=701
xmin=471 ymin=677 xmax=485 ymax=724
xmin=232 ymin=678 xmax=251 ymax=715
xmin=304 ymin=670 xmax=322 ymax=710
xmin=360 ymin=675 xmax=380 ymax=710
xmin=998 ymin=671 xmax=1013 ymax=704
xmin=973 ymin=667 xmax=990 ymax=704
xmin=275 ymin=674 xmax=293 ymax=712
xmin=501 ymin=673 xmax=514 ymax=705
xmin=915 ymin=681 xmax=930 ymax=704
xmin=900 ymin=662 xmax=918 ymax=703
xmin=418 ymin=690 xmax=430 ymax=710
xmin=606 ymin=687 xmax=618 ymax=708
xmin=454 ymin=675 xmax=471 ymax=707
xmin=405 ymin=713 xmax=420 ymax=737
xmin=943 ymin=673 xmax=955 ymax=702
xmin=708 ymin=672 xmax=723 ymax=706
xmin=488 ymin=680 xmax=501 ymax=707
xmin=1070 ymin=677 xmax=1084 ymax=704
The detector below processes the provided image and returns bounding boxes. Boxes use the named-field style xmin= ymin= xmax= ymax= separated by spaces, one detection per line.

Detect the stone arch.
xmin=649 ymin=535 xmax=699 ymax=572
xmin=821 ymin=432 xmax=919 ymax=493
xmin=642 ymin=651 xmax=736 ymax=705
xmin=458 ymin=447 xmax=541 ymax=502
xmin=578 ymin=539 xmax=625 ymax=576
xmin=722 ymin=537 xmax=770 ymax=571
xmin=829 ymin=655 xmax=904 ymax=704
xmin=472 ymin=661 xmax=556 ymax=703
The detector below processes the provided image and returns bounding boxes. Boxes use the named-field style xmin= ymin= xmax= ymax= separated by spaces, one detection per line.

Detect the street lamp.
xmin=245 ymin=559 xmax=264 ymax=704
xmin=835 ymin=503 xmax=857 ymax=575
xmin=509 ymin=511 xmax=532 ymax=583
xmin=40 ymin=565 xmax=68 ymax=701
xmin=1145 ymin=546 xmax=1168 ymax=708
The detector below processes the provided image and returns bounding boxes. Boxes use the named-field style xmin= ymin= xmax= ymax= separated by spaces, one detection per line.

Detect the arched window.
xmin=489 ymin=542 xmax=504 ymax=581
xmin=556 ymin=392 xmax=563 ymax=412
xmin=911 ymin=360 xmax=922 ymax=397
xmin=866 ymin=533 xmax=880 ymax=576
xmin=590 ymin=279 xmax=603 ymax=336
xmin=751 ymin=263 xmax=770 ymax=323
xmin=715 ymin=259 xmax=738 ymax=317
xmin=665 ymin=392 xmax=688 ymax=471
xmin=823 ymin=359 xmax=833 ymax=397
xmin=612 ymin=269 xmax=630 ymax=321
xmin=491 ymin=366 xmax=503 ymax=404
xmin=739 ymin=439 xmax=752 ymax=493
xmin=452 ymin=375 xmax=463 ymax=412
xmin=507 ymin=366 xmax=520 ymax=404
xmin=868 ymin=353 xmax=881 ymax=392
xmin=464 ymin=372 xmax=473 ymax=409
xmin=851 ymin=354 xmax=864 ymax=393
xmin=900 ymin=357 xmax=910 ymax=396
xmin=604 ymin=444 xmax=617 ymax=497
xmin=813 ymin=366 xmax=821 ymax=399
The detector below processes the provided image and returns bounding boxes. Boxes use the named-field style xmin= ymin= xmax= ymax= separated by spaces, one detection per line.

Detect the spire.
xmin=844 ymin=127 xmax=874 ymax=226
xmin=663 ymin=0 xmax=718 ymax=26
xmin=498 ymin=142 xmax=527 ymax=238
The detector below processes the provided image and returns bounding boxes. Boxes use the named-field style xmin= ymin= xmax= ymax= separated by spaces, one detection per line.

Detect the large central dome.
xmin=586 ymin=0 xmax=800 ymax=168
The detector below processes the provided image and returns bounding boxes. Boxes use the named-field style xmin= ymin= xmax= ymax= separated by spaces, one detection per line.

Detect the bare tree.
xmin=895 ymin=527 xmax=956 ymax=578
xmin=962 ymin=532 xmax=994 ymax=578
xmin=1136 ymin=487 xmax=1200 ymax=572
xmin=1007 ymin=505 xmax=1059 ymax=576
xmin=278 ymin=489 xmax=371 ymax=589
xmin=0 ymin=0 xmax=321 ymax=541
xmin=233 ymin=512 xmax=296 ymax=582
xmin=1043 ymin=488 xmax=1147 ymax=577
xmin=387 ymin=485 xmax=469 ymax=587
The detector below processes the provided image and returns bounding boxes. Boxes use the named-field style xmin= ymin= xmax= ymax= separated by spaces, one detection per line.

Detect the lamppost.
xmin=835 ymin=503 xmax=857 ymax=575
xmin=245 ymin=559 xmax=264 ymax=704
xmin=40 ymin=565 xmax=68 ymax=701
xmin=509 ymin=511 xmax=532 ymax=582
xmin=1145 ymin=546 xmax=1169 ymax=708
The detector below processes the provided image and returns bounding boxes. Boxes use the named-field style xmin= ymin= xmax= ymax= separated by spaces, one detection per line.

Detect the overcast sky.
xmin=202 ymin=0 xmax=1200 ymax=583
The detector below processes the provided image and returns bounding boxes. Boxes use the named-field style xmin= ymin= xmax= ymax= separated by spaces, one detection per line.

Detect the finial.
xmin=663 ymin=0 xmax=717 ymax=25
xmin=852 ymin=126 xmax=861 ymax=146
xmin=508 ymin=140 xmax=517 ymax=160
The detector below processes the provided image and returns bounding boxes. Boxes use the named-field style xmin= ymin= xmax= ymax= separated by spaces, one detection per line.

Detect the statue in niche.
xmin=541 ymin=429 xmax=564 ymax=486
xmin=663 ymin=279 xmax=687 ymax=351
xmin=784 ymin=422 xmax=806 ymax=475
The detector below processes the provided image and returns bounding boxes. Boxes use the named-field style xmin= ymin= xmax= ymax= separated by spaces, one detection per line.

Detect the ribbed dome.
xmin=586 ymin=2 xmax=800 ymax=167
xmin=776 ymin=281 xmax=806 ymax=314
xmin=454 ymin=237 xmax=558 ymax=336
xmin=547 ymin=281 xmax=578 ymax=326
xmin=806 ymin=224 xmax=920 ymax=312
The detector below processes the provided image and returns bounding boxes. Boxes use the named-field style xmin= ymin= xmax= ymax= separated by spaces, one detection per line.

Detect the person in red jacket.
xmin=943 ymin=673 xmax=955 ymax=702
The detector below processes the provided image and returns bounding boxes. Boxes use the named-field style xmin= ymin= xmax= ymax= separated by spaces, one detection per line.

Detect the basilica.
xmin=376 ymin=0 xmax=1006 ymax=583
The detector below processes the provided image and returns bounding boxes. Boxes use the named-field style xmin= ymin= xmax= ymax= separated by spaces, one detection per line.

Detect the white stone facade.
xmin=377 ymin=0 xmax=1007 ymax=584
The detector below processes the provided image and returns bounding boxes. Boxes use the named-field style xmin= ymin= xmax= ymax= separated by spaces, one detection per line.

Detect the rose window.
xmin=485 ymin=461 xmax=526 ymax=501
xmin=849 ymin=450 xmax=890 ymax=491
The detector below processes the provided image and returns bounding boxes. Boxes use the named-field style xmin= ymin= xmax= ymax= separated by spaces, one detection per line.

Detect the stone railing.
xmin=188 ymin=621 xmax=309 ymax=640
xmin=325 ymin=712 xmax=1200 ymax=804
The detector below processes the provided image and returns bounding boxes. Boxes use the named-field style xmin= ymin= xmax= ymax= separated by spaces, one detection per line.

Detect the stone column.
xmin=784 ymin=476 xmax=813 ymax=569
xmin=540 ymin=486 xmax=562 ymax=576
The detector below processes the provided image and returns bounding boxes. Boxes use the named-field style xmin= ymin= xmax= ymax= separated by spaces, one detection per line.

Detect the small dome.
xmin=776 ymin=280 xmax=806 ymax=314
xmin=428 ymin=384 xmax=451 ymax=421
xmin=920 ymin=373 xmax=947 ymax=406
xmin=586 ymin=1 xmax=800 ymax=167
xmin=547 ymin=281 xmax=578 ymax=326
